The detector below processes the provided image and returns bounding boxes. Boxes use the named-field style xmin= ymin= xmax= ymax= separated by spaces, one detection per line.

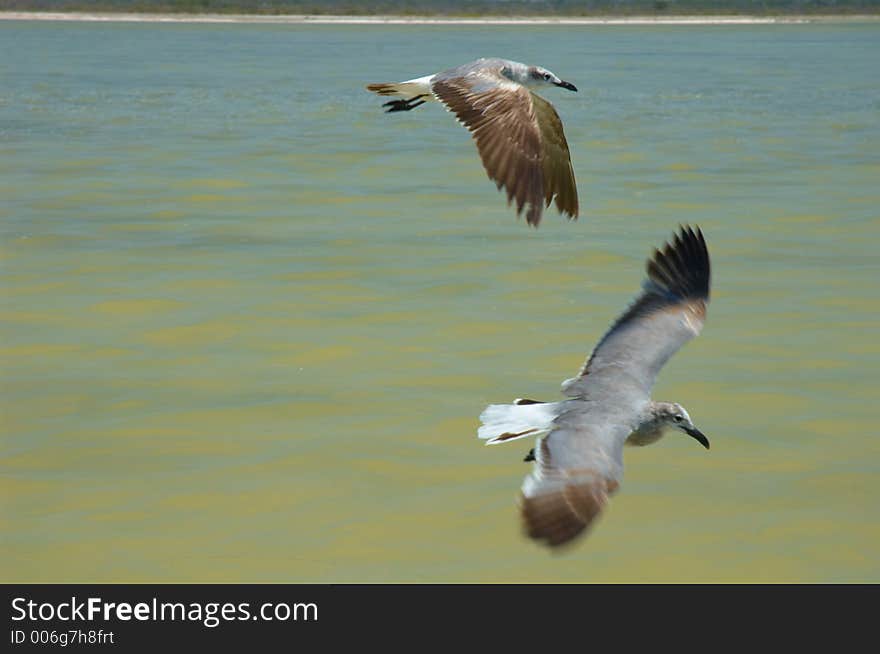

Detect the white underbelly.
xmin=626 ymin=427 xmax=664 ymax=447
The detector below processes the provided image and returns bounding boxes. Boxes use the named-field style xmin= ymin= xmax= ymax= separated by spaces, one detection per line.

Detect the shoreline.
xmin=2 ymin=11 xmax=880 ymax=25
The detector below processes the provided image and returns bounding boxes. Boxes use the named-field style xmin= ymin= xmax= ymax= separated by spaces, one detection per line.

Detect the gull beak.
xmin=684 ymin=426 xmax=710 ymax=450
xmin=555 ymin=80 xmax=578 ymax=92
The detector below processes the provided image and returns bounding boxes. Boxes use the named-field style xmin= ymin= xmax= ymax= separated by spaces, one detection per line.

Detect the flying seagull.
xmin=366 ymin=58 xmax=579 ymax=227
xmin=477 ymin=226 xmax=712 ymax=548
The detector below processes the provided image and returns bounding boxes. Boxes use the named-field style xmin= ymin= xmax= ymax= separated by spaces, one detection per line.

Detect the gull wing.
xmin=519 ymin=405 xmax=629 ymax=548
xmin=563 ymin=225 xmax=711 ymax=401
xmin=530 ymin=93 xmax=579 ymax=219
xmin=430 ymin=65 xmax=578 ymax=226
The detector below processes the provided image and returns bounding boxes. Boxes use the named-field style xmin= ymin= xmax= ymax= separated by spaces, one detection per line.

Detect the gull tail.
xmin=367 ymin=77 xmax=435 ymax=112
xmin=366 ymin=82 xmax=408 ymax=97
xmin=478 ymin=401 xmax=560 ymax=445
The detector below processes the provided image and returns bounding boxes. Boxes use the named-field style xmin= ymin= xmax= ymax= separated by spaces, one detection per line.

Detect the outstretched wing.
xmin=563 ymin=225 xmax=711 ymax=400
xmin=519 ymin=405 xmax=628 ymax=548
xmin=431 ymin=66 xmax=578 ymax=226
xmin=531 ymin=93 xmax=578 ymax=219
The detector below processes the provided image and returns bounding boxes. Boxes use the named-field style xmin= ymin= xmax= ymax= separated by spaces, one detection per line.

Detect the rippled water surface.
xmin=1 ymin=20 xmax=878 ymax=582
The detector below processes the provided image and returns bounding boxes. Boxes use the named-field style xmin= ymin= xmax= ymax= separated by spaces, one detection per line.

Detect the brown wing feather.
xmin=519 ymin=438 xmax=618 ymax=549
xmin=432 ymin=79 xmax=576 ymax=227
xmin=530 ymin=93 xmax=579 ymax=219
xmin=520 ymin=481 xmax=610 ymax=548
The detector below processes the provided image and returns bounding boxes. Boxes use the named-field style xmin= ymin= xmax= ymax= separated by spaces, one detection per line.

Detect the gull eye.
xmin=543 ymin=73 xmax=552 ymax=81
xmin=673 ymin=415 xmax=684 ymax=423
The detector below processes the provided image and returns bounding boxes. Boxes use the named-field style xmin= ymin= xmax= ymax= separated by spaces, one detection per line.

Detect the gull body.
xmin=367 ymin=58 xmax=579 ymax=226
xmin=477 ymin=226 xmax=712 ymax=548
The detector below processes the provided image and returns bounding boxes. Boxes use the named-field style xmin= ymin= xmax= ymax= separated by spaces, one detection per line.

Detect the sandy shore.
xmin=2 ymin=12 xmax=879 ymax=25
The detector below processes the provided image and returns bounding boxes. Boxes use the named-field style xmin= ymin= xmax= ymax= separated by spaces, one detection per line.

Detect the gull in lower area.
xmin=367 ymin=58 xmax=579 ymax=227
xmin=477 ymin=226 xmax=712 ymax=548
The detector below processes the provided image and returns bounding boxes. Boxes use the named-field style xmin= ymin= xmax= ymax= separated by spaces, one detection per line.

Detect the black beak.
xmin=684 ymin=426 xmax=710 ymax=450
xmin=555 ymin=80 xmax=578 ymax=92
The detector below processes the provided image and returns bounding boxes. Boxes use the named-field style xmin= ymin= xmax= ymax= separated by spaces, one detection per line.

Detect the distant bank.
xmin=2 ymin=12 xmax=880 ymax=24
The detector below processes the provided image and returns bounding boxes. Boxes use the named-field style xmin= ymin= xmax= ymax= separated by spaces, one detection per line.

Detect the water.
xmin=1 ymin=20 xmax=878 ymax=582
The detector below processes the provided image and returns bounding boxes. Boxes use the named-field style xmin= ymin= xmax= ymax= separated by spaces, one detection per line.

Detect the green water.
xmin=1 ymin=21 xmax=878 ymax=582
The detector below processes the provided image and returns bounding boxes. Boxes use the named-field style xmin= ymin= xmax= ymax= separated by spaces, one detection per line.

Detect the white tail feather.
xmin=366 ymin=76 xmax=434 ymax=100
xmin=477 ymin=401 xmax=560 ymax=445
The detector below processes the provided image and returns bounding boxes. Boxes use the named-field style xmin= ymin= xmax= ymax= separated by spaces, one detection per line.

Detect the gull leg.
xmin=382 ymin=94 xmax=429 ymax=113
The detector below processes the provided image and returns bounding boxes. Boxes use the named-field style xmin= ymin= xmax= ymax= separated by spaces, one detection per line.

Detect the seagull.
xmin=366 ymin=58 xmax=579 ymax=227
xmin=477 ymin=226 xmax=712 ymax=548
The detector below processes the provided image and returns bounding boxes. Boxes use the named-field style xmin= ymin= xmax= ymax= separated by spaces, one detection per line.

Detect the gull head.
xmin=658 ymin=402 xmax=710 ymax=450
xmin=527 ymin=66 xmax=578 ymax=92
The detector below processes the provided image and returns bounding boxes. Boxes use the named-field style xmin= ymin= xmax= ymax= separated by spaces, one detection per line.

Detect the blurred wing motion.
xmin=519 ymin=411 xmax=629 ymax=548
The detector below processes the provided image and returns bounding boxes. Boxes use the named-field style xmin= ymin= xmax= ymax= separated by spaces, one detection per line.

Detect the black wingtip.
xmin=646 ymin=224 xmax=710 ymax=301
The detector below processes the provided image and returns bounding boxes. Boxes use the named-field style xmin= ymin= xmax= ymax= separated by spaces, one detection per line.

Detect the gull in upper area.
xmin=367 ymin=58 xmax=579 ymax=227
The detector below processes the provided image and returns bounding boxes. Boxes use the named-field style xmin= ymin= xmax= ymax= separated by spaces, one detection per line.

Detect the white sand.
xmin=1 ymin=12 xmax=878 ymax=25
